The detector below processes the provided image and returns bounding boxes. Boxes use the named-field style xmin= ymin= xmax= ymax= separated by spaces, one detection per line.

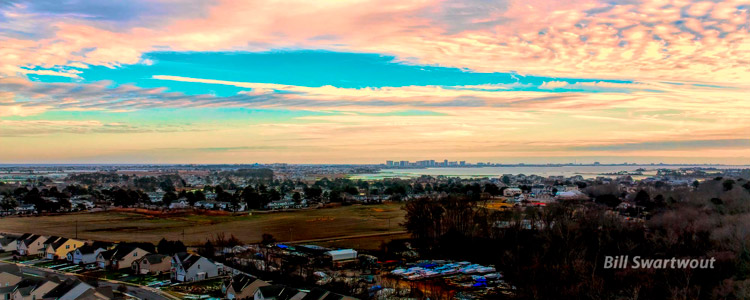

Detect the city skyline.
xmin=1 ymin=0 xmax=749 ymax=164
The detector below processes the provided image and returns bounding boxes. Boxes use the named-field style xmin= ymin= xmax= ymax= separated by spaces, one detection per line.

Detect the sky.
xmin=0 ymin=0 xmax=748 ymax=164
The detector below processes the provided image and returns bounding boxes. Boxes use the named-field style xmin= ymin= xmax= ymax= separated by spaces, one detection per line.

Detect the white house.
xmin=67 ymin=244 xmax=107 ymax=265
xmin=503 ymin=188 xmax=523 ymax=197
xmin=169 ymin=200 xmax=189 ymax=209
xmin=171 ymin=252 xmax=220 ymax=282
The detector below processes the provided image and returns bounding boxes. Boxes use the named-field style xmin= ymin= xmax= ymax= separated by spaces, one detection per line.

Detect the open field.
xmin=0 ymin=204 xmax=407 ymax=249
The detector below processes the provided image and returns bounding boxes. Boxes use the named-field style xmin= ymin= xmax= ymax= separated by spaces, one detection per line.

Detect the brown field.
xmin=0 ymin=204 xmax=407 ymax=249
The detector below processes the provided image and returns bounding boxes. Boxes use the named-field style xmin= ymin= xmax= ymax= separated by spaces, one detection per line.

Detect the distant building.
xmin=169 ymin=199 xmax=189 ymax=209
xmin=503 ymin=188 xmax=523 ymax=197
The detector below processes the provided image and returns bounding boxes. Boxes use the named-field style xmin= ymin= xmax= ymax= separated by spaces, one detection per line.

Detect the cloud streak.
xmin=1 ymin=0 xmax=749 ymax=83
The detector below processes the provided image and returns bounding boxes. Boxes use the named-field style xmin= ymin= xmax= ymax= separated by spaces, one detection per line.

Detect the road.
xmin=15 ymin=264 xmax=176 ymax=300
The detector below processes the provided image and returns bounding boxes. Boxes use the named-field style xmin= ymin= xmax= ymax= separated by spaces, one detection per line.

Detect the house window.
xmin=66 ymin=245 xmax=70 ymax=249
xmin=134 ymin=252 xmax=138 ymax=257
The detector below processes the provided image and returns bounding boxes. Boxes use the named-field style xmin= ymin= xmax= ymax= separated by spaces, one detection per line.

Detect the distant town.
xmin=1 ymin=164 xmax=749 ymax=299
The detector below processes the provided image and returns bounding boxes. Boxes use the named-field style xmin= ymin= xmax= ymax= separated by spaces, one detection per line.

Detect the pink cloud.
xmin=2 ymin=0 xmax=749 ymax=85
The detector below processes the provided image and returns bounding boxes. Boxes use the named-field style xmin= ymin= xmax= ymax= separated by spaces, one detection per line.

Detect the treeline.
xmin=1 ymin=186 xmax=72 ymax=211
xmin=218 ymin=168 xmax=274 ymax=180
xmin=403 ymin=178 xmax=750 ymax=299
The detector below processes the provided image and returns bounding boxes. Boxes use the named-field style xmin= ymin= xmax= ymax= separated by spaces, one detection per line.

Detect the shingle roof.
xmin=14 ymin=277 xmax=54 ymax=296
xmin=230 ymin=274 xmax=260 ymax=292
xmin=300 ymin=288 xmax=329 ymax=300
xmin=21 ymin=234 xmax=41 ymax=246
xmin=0 ymin=263 xmax=21 ymax=276
xmin=142 ymin=253 xmax=169 ymax=264
xmin=49 ymin=237 xmax=70 ymax=250
xmin=42 ymin=279 xmax=81 ymax=299
xmin=76 ymin=244 xmax=104 ymax=255
xmin=258 ymin=285 xmax=302 ymax=300
xmin=174 ymin=252 xmax=208 ymax=270
xmin=0 ymin=236 xmax=17 ymax=246
xmin=42 ymin=236 xmax=63 ymax=246
xmin=101 ymin=244 xmax=148 ymax=261
xmin=16 ymin=233 xmax=31 ymax=242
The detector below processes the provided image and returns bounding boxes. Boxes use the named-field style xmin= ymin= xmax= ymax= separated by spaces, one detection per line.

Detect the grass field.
xmin=0 ymin=204 xmax=407 ymax=250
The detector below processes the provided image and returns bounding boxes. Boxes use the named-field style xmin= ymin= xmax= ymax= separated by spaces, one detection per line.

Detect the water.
xmin=350 ymin=165 xmax=745 ymax=180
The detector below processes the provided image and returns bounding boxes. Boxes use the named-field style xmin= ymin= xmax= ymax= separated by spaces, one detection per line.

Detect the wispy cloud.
xmin=2 ymin=0 xmax=749 ymax=83
xmin=1 ymin=0 xmax=749 ymax=163
xmin=571 ymin=139 xmax=750 ymax=151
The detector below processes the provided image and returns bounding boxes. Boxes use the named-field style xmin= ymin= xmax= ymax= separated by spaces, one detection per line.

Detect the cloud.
xmin=2 ymin=0 xmax=749 ymax=85
xmin=571 ymin=139 xmax=750 ymax=151
xmin=0 ymin=119 xmax=132 ymax=136
xmin=540 ymin=81 xmax=569 ymax=89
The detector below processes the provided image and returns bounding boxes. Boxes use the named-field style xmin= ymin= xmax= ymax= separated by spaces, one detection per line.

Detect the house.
xmin=169 ymin=200 xmax=188 ymax=209
xmin=15 ymin=205 xmax=35 ymax=214
xmin=41 ymin=278 xmax=111 ymax=300
xmin=45 ymin=238 xmax=85 ymax=260
xmin=1 ymin=263 xmax=111 ymax=300
xmin=266 ymin=200 xmax=296 ymax=210
xmin=96 ymin=245 xmax=150 ymax=270
xmin=171 ymin=253 xmax=220 ymax=282
xmin=194 ymin=201 xmax=215 ymax=209
xmin=0 ymin=264 xmax=22 ymax=298
xmin=147 ymin=192 xmax=165 ymax=203
xmin=503 ymin=188 xmax=523 ymax=197
xmin=555 ymin=190 xmax=588 ymax=200
xmin=17 ymin=235 xmax=48 ymax=256
xmin=253 ymin=285 xmax=306 ymax=300
xmin=67 ymin=244 xmax=107 ymax=265
xmin=225 ymin=274 xmax=269 ymax=300
xmin=132 ymin=254 xmax=171 ymax=275
xmin=299 ymin=288 xmax=356 ymax=300
xmin=0 ymin=236 xmax=20 ymax=253
xmin=11 ymin=277 xmax=59 ymax=300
